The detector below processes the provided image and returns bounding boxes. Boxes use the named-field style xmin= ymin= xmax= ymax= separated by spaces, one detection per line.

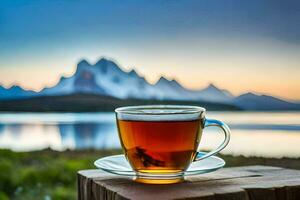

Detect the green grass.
xmin=0 ymin=149 xmax=122 ymax=200
xmin=0 ymin=149 xmax=299 ymax=200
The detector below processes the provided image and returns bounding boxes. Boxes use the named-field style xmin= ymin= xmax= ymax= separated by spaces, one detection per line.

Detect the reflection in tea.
xmin=117 ymin=120 xmax=203 ymax=173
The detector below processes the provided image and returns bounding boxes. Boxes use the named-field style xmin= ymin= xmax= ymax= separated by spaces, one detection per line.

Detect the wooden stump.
xmin=77 ymin=165 xmax=300 ymax=200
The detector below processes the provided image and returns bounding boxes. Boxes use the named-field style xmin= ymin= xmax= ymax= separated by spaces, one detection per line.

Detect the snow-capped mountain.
xmin=1 ymin=57 xmax=299 ymax=110
xmin=40 ymin=58 xmax=233 ymax=102
xmin=41 ymin=58 xmax=158 ymax=99
xmin=188 ymin=83 xmax=234 ymax=103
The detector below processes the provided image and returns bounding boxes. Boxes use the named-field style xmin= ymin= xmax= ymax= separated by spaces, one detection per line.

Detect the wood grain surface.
xmin=78 ymin=166 xmax=300 ymax=200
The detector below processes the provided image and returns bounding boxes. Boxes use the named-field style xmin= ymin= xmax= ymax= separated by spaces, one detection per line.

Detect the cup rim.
xmin=115 ymin=105 xmax=205 ymax=115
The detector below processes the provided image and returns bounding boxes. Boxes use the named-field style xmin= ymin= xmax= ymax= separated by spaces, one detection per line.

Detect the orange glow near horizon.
xmin=0 ymin=37 xmax=299 ymax=101
xmin=0 ymin=60 xmax=299 ymax=101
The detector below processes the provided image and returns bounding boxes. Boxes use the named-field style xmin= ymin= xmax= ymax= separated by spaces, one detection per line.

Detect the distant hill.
xmin=0 ymin=57 xmax=299 ymax=111
xmin=0 ymin=93 xmax=241 ymax=112
xmin=233 ymin=93 xmax=300 ymax=110
xmin=0 ymin=85 xmax=35 ymax=99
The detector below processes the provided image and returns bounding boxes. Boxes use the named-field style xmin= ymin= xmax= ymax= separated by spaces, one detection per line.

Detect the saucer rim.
xmin=94 ymin=152 xmax=225 ymax=177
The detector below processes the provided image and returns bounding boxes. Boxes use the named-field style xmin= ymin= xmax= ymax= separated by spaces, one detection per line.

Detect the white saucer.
xmin=94 ymin=152 xmax=225 ymax=180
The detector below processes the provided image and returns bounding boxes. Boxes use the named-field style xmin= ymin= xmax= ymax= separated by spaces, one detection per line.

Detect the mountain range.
xmin=0 ymin=58 xmax=299 ymax=110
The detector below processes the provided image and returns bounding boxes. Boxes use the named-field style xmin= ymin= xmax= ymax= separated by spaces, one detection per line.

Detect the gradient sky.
xmin=0 ymin=0 xmax=300 ymax=100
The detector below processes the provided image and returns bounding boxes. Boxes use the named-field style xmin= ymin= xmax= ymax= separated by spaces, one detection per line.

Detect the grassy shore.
xmin=0 ymin=149 xmax=299 ymax=200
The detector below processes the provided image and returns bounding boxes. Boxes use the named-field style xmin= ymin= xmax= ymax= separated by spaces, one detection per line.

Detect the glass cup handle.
xmin=194 ymin=118 xmax=231 ymax=161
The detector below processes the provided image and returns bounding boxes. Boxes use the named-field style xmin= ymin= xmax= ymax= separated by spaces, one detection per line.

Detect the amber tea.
xmin=117 ymin=119 xmax=203 ymax=173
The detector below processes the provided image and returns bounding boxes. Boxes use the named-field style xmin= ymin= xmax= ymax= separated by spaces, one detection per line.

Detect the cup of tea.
xmin=115 ymin=105 xmax=230 ymax=183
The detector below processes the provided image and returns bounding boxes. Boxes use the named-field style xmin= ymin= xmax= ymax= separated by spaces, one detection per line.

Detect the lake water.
xmin=0 ymin=112 xmax=299 ymax=158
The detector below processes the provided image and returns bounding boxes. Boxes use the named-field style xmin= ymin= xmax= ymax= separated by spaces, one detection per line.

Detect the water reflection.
xmin=0 ymin=124 xmax=4 ymax=135
xmin=0 ymin=112 xmax=299 ymax=158
xmin=58 ymin=122 xmax=119 ymax=149
xmin=200 ymin=128 xmax=300 ymax=158
xmin=0 ymin=122 xmax=119 ymax=151
xmin=0 ymin=123 xmax=62 ymax=151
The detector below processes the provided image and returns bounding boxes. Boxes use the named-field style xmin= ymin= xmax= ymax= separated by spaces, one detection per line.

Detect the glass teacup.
xmin=115 ymin=105 xmax=230 ymax=183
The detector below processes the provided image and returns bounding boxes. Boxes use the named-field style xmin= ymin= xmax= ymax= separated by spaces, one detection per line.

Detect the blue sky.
xmin=0 ymin=0 xmax=300 ymax=99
